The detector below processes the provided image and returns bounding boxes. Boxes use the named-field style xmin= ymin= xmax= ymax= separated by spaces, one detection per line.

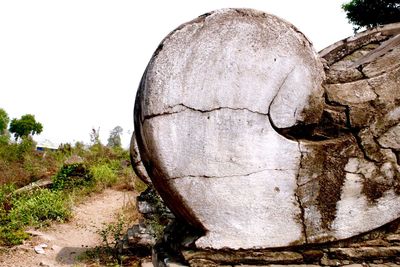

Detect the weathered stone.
xmin=356 ymin=239 xmax=391 ymax=247
xmin=329 ymin=247 xmax=400 ymax=260
xmin=64 ymin=154 xmax=84 ymax=165
xmin=130 ymin=132 xmax=152 ymax=185
xmin=362 ymin=36 xmax=400 ymax=78
xmin=182 ymin=250 xmax=303 ymax=265
xmin=127 ymin=224 xmax=156 ymax=248
xmin=135 ymin=8 xmax=324 ymax=249
xmin=325 ymin=67 xmax=364 ymax=84
xmin=325 ymin=80 xmax=377 ymax=105
xmin=320 ymin=253 xmax=341 ymax=266
xmin=313 ymin=22 xmax=400 ymax=243
xmin=135 ymin=7 xmax=400 ymax=255
xmin=387 ymin=234 xmax=400 ymax=242
xmin=302 ymin=250 xmax=324 ymax=263
xmin=378 ymin=124 xmax=400 ymax=150
xmin=187 ymin=259 xmax=220 ymax=267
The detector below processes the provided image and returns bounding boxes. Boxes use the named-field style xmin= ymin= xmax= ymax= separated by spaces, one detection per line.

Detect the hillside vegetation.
xmin=0 ymin=109 xmax=144 ymax=246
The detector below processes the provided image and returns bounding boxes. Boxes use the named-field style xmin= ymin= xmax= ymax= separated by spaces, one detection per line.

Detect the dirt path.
xmin=0 ymin=189 xmax=137 ymax=267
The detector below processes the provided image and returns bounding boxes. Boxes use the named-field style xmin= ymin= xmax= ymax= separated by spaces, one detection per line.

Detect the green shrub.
xmin=0 ymin=225 xmax=29 ymax=246
xmin=9 ymin=189 xmax=71 ymax=228
xmin=52 ymin=163 xmax=93 ymax=190
xmin=90 ymin=164 xmax=118 ymax=189
xmin=0 ymin=187 xmax=72 ymax=245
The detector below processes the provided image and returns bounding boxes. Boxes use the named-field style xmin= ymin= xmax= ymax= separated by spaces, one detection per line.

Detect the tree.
xmin=342 ymin=0 xmax=400 ymax=31
xmin=0 ymin=108 xmax=9 ymax=135
xmin=90 ymin=127 xmax=101 ymax=145
xmin=9 ymin=114 xmax=43 ymax=140
xmin=107 ymin=126 xmax=123 ymax=148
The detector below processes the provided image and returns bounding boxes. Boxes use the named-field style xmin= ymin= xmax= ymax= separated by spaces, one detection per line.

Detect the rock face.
xmin=135 ymin=8 xmax=324 ymax=249
xmin=303 ymin=22 xmax=400 ymax=243
xmin=134 ymin=7 xmax=400 ymax=250
xmin=130 ymin=133 xmax=152 ymax=185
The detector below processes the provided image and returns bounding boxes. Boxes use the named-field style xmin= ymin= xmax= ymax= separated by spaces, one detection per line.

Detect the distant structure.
xmin=36 ymin=139 xmax=58 ymax=151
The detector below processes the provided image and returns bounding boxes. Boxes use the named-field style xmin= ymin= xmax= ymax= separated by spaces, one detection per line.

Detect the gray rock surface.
xmin=130 ymin=132 xmax=152 ymax=185
xmin=134 ymin=8 xmax=400 ymax=250
xmin=135 ymin=8 xmax=324 ymax=249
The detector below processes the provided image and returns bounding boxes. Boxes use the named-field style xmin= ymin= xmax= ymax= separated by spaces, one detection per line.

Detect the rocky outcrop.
xmin=302 ymin=22 xmax=400 ymax=243
xmin=130 ymin=133 xmax=152 ymax=185
xmin=133 ymin=7 xmax=400 ymax=251
xmin=134 ymin=8 xmax=324 ymax=250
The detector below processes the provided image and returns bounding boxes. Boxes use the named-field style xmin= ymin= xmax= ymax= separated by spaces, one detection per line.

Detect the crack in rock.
xmin=169 ymin=168 xmax=297 ymax=180
xmin=142 ymin=104 xmax=269 ymax=122
xmin=295 ymin=142 xmax=308 ymax=243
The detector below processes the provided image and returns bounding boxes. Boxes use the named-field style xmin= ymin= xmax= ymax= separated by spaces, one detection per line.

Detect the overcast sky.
xmin=0 ymin=0 xmax=353 ymax=148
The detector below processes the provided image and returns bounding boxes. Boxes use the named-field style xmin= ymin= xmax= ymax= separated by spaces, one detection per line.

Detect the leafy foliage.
xmin=342 ymin=0 xmax=400 ymax=31
xmin=9 ymin=189 xmax=71 ymax=228
xmin=107 ymin=126 xmax=123 ymax=148
xmin=90 ymin=163 xmax=118 ymax=189
xmin=0 ymin=187 xmax=71 ymax=245
xmin=52 ymin=163 xmax=93 ymax=190
xmin=0 ymin=108 xmax=9 ymax=136
xmin=9 ymin=114 xmax=43 ymax=140
xmin=0 ymin=133 xmax=135 ymax=246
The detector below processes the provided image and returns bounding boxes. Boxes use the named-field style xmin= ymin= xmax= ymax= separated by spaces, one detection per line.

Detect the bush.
xmin=52 ymin=163 xmax=93 ymax=190
xmin=9 ymin=189 xmax=71 ymax=228
xmin=0 ymin=186 xmax=72 ymax=245
xmin=90 ymin=164 xmax=118 ymax=189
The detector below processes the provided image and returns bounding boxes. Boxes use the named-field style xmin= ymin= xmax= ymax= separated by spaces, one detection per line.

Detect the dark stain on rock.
xmin=300 ymin=137 xmax=359 ymax=230
xmin=362 ymin=178 xmax=391 ymax=203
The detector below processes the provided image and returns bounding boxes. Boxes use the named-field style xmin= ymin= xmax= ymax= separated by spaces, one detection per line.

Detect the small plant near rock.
xmin=52 ymin=163 xmax=93 ymax=190
xmin=90 ymin=163 xmax=118 ymax=189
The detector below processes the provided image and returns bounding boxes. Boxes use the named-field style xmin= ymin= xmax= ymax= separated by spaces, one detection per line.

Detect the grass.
xmin=0 ymin=187 xmax=72 ymax=245
xmin=0 ymin=138 xmax=135 ymax=246
xmin=90 ymin=163 xmax=118 ymax=189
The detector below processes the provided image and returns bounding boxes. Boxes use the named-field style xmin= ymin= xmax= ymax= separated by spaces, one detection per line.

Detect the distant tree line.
xmin=342 ymin=0 xmax=400 ymax=31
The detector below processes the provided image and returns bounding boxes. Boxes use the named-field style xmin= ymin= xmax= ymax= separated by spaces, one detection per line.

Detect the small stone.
xmin=387 ymin=234 xmax=400 ymax=242
xmin=378 ymin=124 xmax=400 ymax=150
xmin=320 ymin=253 xmax=340 ymax=266
xmin=34 ymin=245 xmax=45 ymax=254
xmin=137 ymin=200 xmax=156 ymax=214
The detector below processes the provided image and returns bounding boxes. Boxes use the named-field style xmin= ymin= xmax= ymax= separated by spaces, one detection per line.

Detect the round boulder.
xmin=134 ymin=8 xmax=324 ymax=249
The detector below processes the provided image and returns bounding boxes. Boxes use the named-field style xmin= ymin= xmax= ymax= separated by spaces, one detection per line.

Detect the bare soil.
xmin=0 ymin=189 xmax=136 ymax=267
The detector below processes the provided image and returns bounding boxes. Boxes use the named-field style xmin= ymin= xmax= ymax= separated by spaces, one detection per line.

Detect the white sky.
xmin=0 ymin=0 xmax=353 ymax=148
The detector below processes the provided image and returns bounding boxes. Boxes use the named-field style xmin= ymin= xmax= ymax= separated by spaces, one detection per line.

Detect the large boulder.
xmin=134 ymin=8 xmax=400 ymax=250
xmin=135 ymin=8 xmax=324 ymax=249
